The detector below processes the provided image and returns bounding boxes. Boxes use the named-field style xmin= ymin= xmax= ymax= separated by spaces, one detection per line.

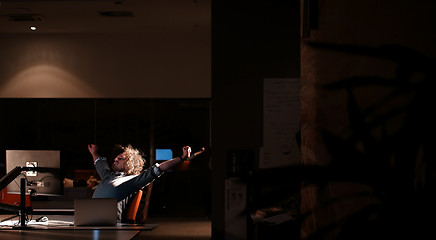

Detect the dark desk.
xmin=0 ymin=215 xmax=157 ymax=240
xmin=0 ymin=229 xmax=140 ymax=240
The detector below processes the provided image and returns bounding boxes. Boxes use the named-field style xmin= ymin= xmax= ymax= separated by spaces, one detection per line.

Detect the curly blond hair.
xmin=123 ymin=144 xmax=146 ymax=175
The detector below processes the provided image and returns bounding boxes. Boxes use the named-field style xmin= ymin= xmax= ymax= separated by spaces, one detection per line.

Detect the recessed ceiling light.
xmin=30 ymin=26 xmax=37 ymax=31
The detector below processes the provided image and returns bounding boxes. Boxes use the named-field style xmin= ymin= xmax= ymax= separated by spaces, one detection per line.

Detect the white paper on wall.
xmin=261 ymin=78 xmax=301 ymax=169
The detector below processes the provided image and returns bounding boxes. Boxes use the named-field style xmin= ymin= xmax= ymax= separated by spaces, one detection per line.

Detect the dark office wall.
xmin=212 ymin=1 xmax=300 ymax=239
xmin=0 ymin=98 xmax=209 ymax=172
xmin=300 ymin=0 xmax=436 ymax=239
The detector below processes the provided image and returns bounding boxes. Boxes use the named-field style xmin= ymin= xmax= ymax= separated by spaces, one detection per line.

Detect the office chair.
xmin=124 ymin=182 xmax=153 ymax=224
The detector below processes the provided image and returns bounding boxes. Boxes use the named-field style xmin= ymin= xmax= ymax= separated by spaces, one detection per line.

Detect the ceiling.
xmin=0 ymin=0 xmax=210 ymax=33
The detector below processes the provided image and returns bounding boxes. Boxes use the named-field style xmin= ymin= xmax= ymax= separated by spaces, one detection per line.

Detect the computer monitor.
xmin=155 ymin=148 xmax=173 ymax=161
xmin=6 ymin=150 xmax=62 ymax=196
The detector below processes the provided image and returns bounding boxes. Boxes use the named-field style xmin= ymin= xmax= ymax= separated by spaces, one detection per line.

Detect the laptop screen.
xmin=74 ymin=198 xmax=118 ymax=226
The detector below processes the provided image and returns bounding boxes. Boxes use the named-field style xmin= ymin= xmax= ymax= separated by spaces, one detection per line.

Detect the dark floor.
xmin=133 ymin=216 xmax=211 ymax=240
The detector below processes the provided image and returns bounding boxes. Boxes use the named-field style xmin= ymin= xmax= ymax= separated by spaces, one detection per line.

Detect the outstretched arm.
xmin=88 ymin=144 xmax=111 ymax=180
xmin=158 ymin=146 xmax=205 ymax=172
xmin=88 ymin=144 xmax=101 ymax=162
xmin=188 ymin=147 xmax=206 ymax=161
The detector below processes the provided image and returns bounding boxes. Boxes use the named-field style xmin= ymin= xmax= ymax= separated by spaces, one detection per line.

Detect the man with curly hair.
xmin=87 ymin=143 xmax=205 ymax=222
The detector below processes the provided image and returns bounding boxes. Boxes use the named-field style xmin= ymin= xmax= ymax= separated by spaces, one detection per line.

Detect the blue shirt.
xmin=92 ymin=157 xmax=163 ymax=221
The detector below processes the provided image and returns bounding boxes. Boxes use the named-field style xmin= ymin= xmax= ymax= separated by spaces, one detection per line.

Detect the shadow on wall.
xmin=247 ymin=42 xmax=436 ymax=240
xmin=296 ymin=42 xmax=435 ymax=240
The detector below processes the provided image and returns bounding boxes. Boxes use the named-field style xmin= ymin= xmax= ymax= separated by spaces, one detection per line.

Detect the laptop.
xmin=74 ymin=198 xmax=118 ymax=226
